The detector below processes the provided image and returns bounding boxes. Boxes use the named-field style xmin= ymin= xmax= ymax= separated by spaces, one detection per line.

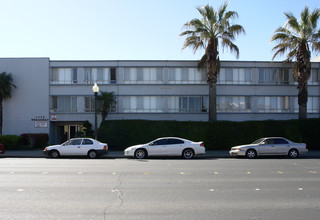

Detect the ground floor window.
xmin=50 ymin=96 xmax=77 ymax=112
xmin=294 ymin=96 xmax=320 ymax=113
xmin=168 ymin=96 xmax=208 ymax=113
xmin=123 ymin=96 xmax=163 ymax=112
xmin=257 ymin=96 xmax=289 ymax=112
xmin=217 ymin=96 xmax=252 ymax=112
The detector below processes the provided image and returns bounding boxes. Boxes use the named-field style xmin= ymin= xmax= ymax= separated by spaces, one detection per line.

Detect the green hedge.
xmin=0 ymin=135 xmax=21 ymax=150
xmin=98 ymin=119 xmax=320 ymax=151
xmin=20 ymin=133 xmax=49 ymax=149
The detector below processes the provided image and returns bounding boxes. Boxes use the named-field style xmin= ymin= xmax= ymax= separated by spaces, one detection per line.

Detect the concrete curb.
xmin=1 ymin=150 xmax=320 ymax=159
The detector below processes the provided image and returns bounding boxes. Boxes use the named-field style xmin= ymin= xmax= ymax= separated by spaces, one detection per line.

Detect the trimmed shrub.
xmin=0 ymin=135 xmax=21 ymax=150
xmin=98 ymin=119 xmax=320 ymax=151
xmin=20 ymin=133 xmax=49 ymax=149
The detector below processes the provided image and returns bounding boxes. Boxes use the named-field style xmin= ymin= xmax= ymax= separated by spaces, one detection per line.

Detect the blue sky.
xmin=0 ymin=0 xmax=319 ymax=61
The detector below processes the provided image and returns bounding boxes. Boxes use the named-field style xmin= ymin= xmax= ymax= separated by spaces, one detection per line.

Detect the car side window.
xmin=274 ymin=138 xmax=289 ymax=144
xmin=265 ymin=139 xmax=274 ymax=145
xmin=153 ymin=139 xmax=167 ymax=145
xmin=70 ymin=139 xmax=82 ymax=145
xmin=82 ymin=139 xmax=93 ymax=145
xmin=167 ymin=139 xmax=184 ymax=145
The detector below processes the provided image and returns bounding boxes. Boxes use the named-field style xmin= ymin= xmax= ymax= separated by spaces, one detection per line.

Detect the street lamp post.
xmin=92 ymin=83 xmax=99 ymax=139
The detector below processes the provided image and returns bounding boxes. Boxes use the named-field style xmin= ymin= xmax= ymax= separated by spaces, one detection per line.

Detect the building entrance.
xmin=54 ymin=123 xmax=83 ymax=144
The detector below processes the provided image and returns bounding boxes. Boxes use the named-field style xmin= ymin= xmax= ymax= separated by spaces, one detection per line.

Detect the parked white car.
xmin=229 ymin=137 xmax=308 ymax=159
xmin=124 ymin=137 xmax=205 ymax=159
xmin=44 ymin=138 xmax=108 ymax=159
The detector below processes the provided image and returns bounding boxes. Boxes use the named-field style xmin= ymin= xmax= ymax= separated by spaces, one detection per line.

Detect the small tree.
xmin=0 ymin=72 xmax=16 ymax=135
xmin=97 ymin=91 xmax=116 ymax=121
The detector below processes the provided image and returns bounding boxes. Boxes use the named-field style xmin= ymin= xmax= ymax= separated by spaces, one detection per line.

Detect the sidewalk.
xmin=1 ymin=150 xmax=320 ymax=159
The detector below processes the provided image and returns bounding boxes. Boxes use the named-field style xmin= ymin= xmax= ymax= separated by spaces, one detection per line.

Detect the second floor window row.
xmin=50 ymin=67 xmax=320 ymax=85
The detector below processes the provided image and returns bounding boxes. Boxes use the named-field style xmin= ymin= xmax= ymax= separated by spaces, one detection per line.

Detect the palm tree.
xmin=97 ymin=91 xmax=116 ymax=121
xmin=271 ymin=6 xmax=320 ymax=119
xmin=180 ymin=2 xmax=245 ymax=121
xmin=0 ymin=72 xmax=16 ymax=135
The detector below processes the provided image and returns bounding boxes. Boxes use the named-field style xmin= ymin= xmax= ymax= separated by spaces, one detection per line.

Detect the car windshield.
xmin=251 ymin=138 xmax=264 ymax=144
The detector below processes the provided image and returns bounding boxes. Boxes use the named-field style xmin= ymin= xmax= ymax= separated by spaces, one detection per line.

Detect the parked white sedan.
xmin=229 ymin=137 xmax=308 ymax=159
xmin=44 ymin=138 xmax=108 ymax=159
xmin=124 ymin=137 xmax=205 ymax=159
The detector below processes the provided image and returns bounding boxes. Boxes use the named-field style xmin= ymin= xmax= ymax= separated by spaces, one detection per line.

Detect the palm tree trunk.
xmin=296 ymin=43 xmax=311 ymax=119
xmin=209 ymin=82 xmax=217 ymax=121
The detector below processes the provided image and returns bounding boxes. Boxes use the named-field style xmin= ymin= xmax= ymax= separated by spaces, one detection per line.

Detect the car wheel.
xmin=88 ymin=150 xmax=98 ymax=159
xmin=135 ymin=149 xmax=147 ymax=159
xmin=50 ymin=150 xmax=60 ymax=158
xmin=246 ymin=149 xmax=257 ymax=159
xmin=288 ymin=149 xmax=299 ymax=159
xmin=182 ymin=149 xmax=194 ymax=159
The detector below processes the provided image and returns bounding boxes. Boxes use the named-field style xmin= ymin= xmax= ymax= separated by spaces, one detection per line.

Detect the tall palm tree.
xmin=97 ymin=91 xmax=116 ymax=121
xmin=0 ymin=72 xmax=16 ymax=135
xmin=180 ymin=2 xmax=245 ymax=121
xmin=271 ymin=6 xmax=320 ymax=119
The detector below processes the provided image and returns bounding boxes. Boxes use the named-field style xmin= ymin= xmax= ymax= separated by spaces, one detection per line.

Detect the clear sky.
xmin=0 ymin=0 xmax=319 ymax=61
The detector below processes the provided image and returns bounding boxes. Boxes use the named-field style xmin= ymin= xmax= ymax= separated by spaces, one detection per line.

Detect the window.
xmin=258 ymin=68 xmax=289 ymax=85
xmin=258 ymin=96 xmax=289 ymax=112
xmin=110 ymin=68 xmax=116 ymax=84
xmin=84 ymin=68 xmax=116 ymax=84
xmin=167 ymin=139 xmax=184 ymax=145
xmin=82 ymin=139 xmax=93 ymax=145
xmin=85 ymin=97 xmax=95 ymax=112
xmin=218 ymin=68 xmax=252 ymax=84
xmin=124 ymin=68 xmax=162 ymax=84
xmin=294 ymin=97 xmax=320 ymax=113
xmin=310 ymin=69 xmax=320 ymax=85
xmin=274 ymin=138 xmax=289 ymax=145
xmin=123 ymin=96 xmax=163 ymax=112
xmin=153 ymin=139 xmax=167 ymax=145
xmin=217 ymin=96 xmax=252 ymax=112
xmin=72 ymin=68 xmax=77 ymax=84
xmin=70 ymin=139 xmax=82 ymax=145
xmin=51 ymin=68 xmax=77 ymax=84
xmin=168 ymin=96 xmax=208 ymax=113
xmin=168 ymin=68 xmax=206 ymax=84
xmin=50 ymin=96 xmax=77 ymax=112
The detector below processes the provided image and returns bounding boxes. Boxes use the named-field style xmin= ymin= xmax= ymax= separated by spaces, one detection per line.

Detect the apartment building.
xmin=1 ymin=58 xmax=319 ymax=144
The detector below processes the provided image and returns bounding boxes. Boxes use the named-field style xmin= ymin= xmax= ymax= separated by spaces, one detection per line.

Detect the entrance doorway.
xmin=57 ymin=124 xmax=82 ymax=143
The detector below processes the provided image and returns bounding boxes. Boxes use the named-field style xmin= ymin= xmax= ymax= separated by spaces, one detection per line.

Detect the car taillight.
xmin=103 ymin=145 xmax=107 ymax=150
xmin=200 ymin=142 xmax=204 ymax=147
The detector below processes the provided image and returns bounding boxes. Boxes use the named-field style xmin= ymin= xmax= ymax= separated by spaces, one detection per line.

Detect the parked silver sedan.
xmin=229 ymin=137 xmax=308 ymax=159
xmin=124 ymin=137 xmax=205 ymax=159
xmin=44 ymin=138 xmax=108 ymax=159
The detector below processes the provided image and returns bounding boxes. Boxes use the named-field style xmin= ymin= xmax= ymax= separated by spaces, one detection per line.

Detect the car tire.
xmin=50 ymin=150 xmax=60 ymax=158
xmin=288 ymin=149 xmax=299 ymax=159
xmin=135 ymin=149 xmax=147 ymax=159
xmin=246 ymin=149 xmax=257 ymax=159
xmin=182 ymin=149 xmax=194 ymax=159
xmin=88 ymin=150 xmax=98 ymax=159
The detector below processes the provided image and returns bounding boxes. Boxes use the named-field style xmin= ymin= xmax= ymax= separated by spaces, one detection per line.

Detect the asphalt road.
xmin=0 ymin=157 xmax=319 ymax=220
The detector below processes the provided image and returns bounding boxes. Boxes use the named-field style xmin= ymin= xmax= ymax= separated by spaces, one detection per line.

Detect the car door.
xmin=272 ymin=138 xmax=290 ymax=155
xmin=59 ymin=139 xmax=82 ymax=155
xmin=80 ymin=139 xmax=95 ymax=155
xmin=259 ymin=138 xmax=287 ymax=155
xmin=147 ymin=139 xmax=167 ymax=156
xmin=166 ymin=138 xmax=184 ymax=156
xmin=257 ymin=139 xmax=274 ymax=155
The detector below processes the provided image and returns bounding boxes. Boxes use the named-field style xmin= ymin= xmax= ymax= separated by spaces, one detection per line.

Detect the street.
xmin=0 ymin=157 xmax=320 ymax=220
